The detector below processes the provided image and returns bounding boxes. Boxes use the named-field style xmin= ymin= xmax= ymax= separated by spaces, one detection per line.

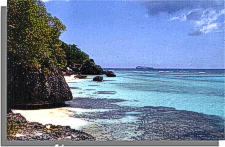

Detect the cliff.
xmin=7 ymin=53 xmax=72 ymax=112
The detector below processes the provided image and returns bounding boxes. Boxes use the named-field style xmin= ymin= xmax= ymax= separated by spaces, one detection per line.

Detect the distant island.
xmin=136 ymin=66 xmax=154 ymax=70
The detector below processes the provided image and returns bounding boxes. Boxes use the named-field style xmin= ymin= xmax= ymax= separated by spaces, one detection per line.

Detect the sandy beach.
xmin=64 ymin=75 xmax=88 ymax=83
xmin=9 ymin=72 xmax=225 ymax=141
xmin=11 ymin=75 xmax=90 ymax=130
xmin=12 ymin=107 xmax=90 ymax=130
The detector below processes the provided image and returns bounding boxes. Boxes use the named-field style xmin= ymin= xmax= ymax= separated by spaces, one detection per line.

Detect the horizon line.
xmin=102 ymin=67 xmax=225 ymax=70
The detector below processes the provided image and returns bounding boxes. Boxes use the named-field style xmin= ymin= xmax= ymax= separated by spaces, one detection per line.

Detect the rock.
xmin=93 ymin=76 xmax=103 ymax=82
xmin=65 ymin=67 xmax=74 ymax=75
xmin=74 ymin=75 xmax=87 ymax=79
xmin=62 ymin=71 xmax=67 ymax=76
xmin=7 ymin=112 xmax=95 ymax=141
xmin=104 ymin=70 xmax=116 ymax=77
xmin=7 ymin=52 xmax=73 ymax=110
xmin=70 ymin=64 xmax=81 ymax=73
xmin=80 ymin=60 xmax=103 ymax=75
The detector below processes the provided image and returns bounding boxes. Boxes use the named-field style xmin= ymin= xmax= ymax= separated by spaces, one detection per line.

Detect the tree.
xmin=60 ymin=42 xmax=89 ymax=68
xmin=8 ymin=0 xmax=67 ymax=74
xmin=8 ymin=0 xmax=103 ymax=75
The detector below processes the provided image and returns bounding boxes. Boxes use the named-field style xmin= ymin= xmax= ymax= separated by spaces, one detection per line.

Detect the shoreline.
xmin=11 ymin=75 xmax=91 ymax=130
xmin=65 ymin=97 xmax=225 ymax=141
xmin=12 ymin=107 xmax=90 ymax=130
xmin=8 ymin=75 xmax=93 ymax=140
xmin=64 ymin=74 xmax=89 ymax=83
xmin=9 ymin=97 xmax=225 ymax=141
xmin=8 ymin=73 xmax=225 ymax=141
xmin=7 ymin=112 xmax=94 ymax=141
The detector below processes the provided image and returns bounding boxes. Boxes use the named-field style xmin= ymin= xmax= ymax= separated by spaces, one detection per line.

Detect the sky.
xmin=43 ymin=0 xmax=224 ymax=69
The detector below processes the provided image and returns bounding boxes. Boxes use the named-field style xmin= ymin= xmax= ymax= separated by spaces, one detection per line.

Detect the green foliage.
xmin=60 ymin=42 xmax=89 ymax=68
xmin=8 ymin=0 xmax=67 ymax=72
xmin=8 ymin=0 xmax=102 ymax=74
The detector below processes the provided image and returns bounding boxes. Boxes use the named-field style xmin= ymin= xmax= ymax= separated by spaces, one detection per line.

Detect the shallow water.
xmin=68 ymin=69 xmax=225 ymax=118
xmin=66 ymin=69 xmax=225 ymax=140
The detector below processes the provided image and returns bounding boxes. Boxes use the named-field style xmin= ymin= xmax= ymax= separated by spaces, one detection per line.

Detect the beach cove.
xmin=6 ymin=0 xmax=225 ymax=143
xmin=11 ymin=69 xmax=225 ymax=141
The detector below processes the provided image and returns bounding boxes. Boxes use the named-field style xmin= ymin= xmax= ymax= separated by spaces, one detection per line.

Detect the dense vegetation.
xmin=8 ymin=0 xmax=102 ymax=75
xmin=7 ymin=0 xmax=103 ymax=112
xmin=60 ymin=42 xmax=89 ymax=68
xmin=8 ymin=0 xmax=66 ymax=74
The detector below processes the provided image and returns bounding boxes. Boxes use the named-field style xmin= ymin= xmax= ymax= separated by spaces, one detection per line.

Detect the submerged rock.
xmin=67 ymin=98 xmax=225 ymax=141
xmin=104 ymin=70 xmax=116 ymax=77
xmin=93 ymin=76 xmax=103 ymax=82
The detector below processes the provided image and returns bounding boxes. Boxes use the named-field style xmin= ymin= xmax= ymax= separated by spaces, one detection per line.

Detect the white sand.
xmin=15 ymin=134 xmax=25 ymax=137
xmin=64 ymin=75 xmax=88 ymax=83
xmin=12 ymin=75 xmax=91 ymax=130
xmin=12 ymin=107 xmax=91 ymax=130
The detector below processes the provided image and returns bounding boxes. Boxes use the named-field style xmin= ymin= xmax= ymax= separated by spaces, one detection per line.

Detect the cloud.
xmin=201 ymin=23 xmax=218 ymax=33
xmin=143 ymin=0 xmax=223 ymax=15
xmin=170 ymin=14 xmax=187 ymax=21
xmin=143 ymin=0 xmax=224 ymax=36
xmin=188 ymin=30 xmax=202 ymax=36
xmin=172 ymin=8 xmax=224 ymax=35
xmin=186 ymin=9 xmax=202 ymax=20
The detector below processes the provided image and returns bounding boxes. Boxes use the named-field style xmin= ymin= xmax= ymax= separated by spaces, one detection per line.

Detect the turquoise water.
xmin=68 ymin=69 xmax=225 ymax=118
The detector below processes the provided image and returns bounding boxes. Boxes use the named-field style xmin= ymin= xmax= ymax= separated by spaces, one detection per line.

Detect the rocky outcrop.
xmin=93 ymin=76 xmax=103 ymax=82
xmin=80 ymin=60 xmax=103 ymax=75
xmin=7 ymin=53 xmax=73 ymax=111
xmin=104 ymin=70 xmax=116 ymax=77
xmin=7 ymin=112 xmax=95 ymax=141
xmin=65 ymin=67 xmax=74 ymax=75
xmin=74 ymin=75 xmax=87 ymax=79
xmin=62 ymin=67 xmax=80 ymax=76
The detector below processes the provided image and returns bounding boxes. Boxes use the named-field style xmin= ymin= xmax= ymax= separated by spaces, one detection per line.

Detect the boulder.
xmin=104 ymin=70 xmax=116 ymax=77
xmin=65 ymin=67 xmax=74 ymax=75
xmin=80 ymin=60 xmax=103 ymax=75
xmin=62 ymin=71 xmax=67 ymax=76
xmin=7 ymin=53 xmax=73 ymax=111
xmin=93 ymin=76 xmax=103 ymax=82
xmin=74 ymin=75 xmax=87 ymax=79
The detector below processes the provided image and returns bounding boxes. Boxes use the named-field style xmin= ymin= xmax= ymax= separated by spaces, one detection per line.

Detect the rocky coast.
xmin=10 ymin=96 xmax=225 ymax=141
xmin=6 ymin=0 xmax=225 ymax=143
xmin=7 ymin=112 xmax=94 ymax=141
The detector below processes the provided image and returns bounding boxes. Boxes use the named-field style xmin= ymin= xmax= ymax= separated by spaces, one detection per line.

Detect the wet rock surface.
xmin=65 ymin=98 xmax=125 ymax=109
xmin=80 ymin=60 xmax=103 ymax=75
xmin=7 ymin=98 xmax=225 ymax=141
xmin=69 ymin=87 xmax=81 ymax=90
xmin=66 ymin=98 xmax=225 ymax=141
xmin=104 ymin=70 xmax=116 ymax=77
xmin=93 ymin=76 xmax=103 ymax=82
xmin=7 ymin=113 xmax=95 ymax=141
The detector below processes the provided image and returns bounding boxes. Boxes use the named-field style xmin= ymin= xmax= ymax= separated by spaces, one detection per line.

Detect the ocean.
xmin=68 ymin=68 xmax=225 ymax=118
xmin=66 ymin=68 xmax=225 ymax=140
